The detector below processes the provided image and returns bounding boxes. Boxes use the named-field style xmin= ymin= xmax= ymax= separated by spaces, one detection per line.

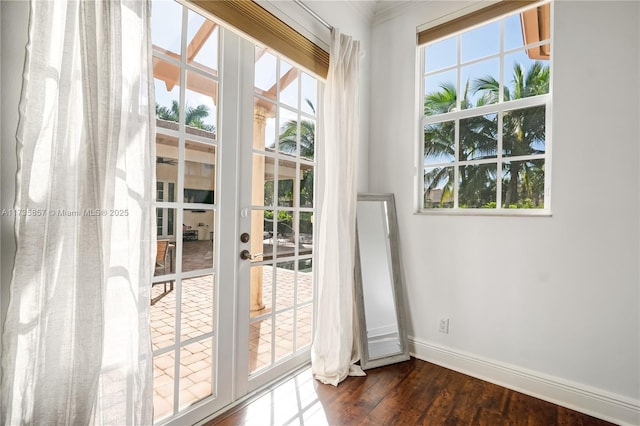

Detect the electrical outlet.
xmin=439 ymin=318 xmax=449 ymax=334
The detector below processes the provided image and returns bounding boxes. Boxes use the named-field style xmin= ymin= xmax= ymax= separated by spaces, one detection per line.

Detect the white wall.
xmin=369 ymin=1 xmax=639 ymax=423
xmin=313 ymin=0 xmax=372 ymax=192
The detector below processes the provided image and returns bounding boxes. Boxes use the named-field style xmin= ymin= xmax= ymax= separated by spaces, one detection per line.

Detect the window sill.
xmin=415 ymin=208 xmax=552 ymax=217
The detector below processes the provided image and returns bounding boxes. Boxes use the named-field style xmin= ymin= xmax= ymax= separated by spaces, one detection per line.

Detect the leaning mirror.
xmin=354 ymin=193 xmax=410 ymax=369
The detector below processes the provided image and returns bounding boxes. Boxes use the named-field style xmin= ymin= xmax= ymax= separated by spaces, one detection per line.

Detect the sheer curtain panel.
xmin=0 ymin=1 xmax=155 ymax=424
xmin=311 ymin=29 xmax=365 ymax=386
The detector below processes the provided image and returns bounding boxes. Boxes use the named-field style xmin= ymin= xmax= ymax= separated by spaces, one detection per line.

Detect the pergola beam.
xmin=187 ymin=21 xmax=218 ymax=61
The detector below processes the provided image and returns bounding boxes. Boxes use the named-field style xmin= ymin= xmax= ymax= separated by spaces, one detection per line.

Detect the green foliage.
xmin=505 ymin=198 xmax=542 ymax=209
xmin=423 ymin=61 xmax=549 ymax=209
xmin=263 ymin=210 xmax=293 ymax=235
xmin=275 ymin=99 xmax=315 ymax=160
xmin=263 ymin=210 xmax=292 ymax=221
xmin=300 ymin=169 xmax=314 ymax=207
xmin=156 ymin=100 xmax=216 ymax=133
xmin=299 ymin=212 xmax=313 ymax=235
xmin=260 ymin=99 xmax=316 ymax=236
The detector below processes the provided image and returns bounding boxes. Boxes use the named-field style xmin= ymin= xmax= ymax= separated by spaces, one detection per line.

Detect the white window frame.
xmin=416 ymin=1 xmax=553 ymax=216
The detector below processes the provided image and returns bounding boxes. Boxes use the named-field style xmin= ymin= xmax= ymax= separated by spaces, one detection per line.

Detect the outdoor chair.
xmin=152 ymin=239 xmax=174 ymax=305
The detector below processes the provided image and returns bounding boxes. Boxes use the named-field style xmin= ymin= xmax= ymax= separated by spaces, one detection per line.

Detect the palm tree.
xmin=156 ymin=100 xmax=216 ymax=133
xmin=472 ymin=61 xmax=548 ymax=207
xmin=423 ymin=61 xmax=549 ymax=208
xmin=423 ymin=82 xmax=457 ymax=207
xmin=156 ymin=101 xmax=177 ymax=122
xmin=271 ymin=99 xmax=316 ymax=208
xmin=423 ymin=81 xmax=497 ymax=207
xmin=277 ymin=99 xmax=315 ymax=160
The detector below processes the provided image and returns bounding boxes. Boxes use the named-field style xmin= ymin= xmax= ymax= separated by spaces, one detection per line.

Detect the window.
xmin=419 ymin=2 xmax=551 ymax=213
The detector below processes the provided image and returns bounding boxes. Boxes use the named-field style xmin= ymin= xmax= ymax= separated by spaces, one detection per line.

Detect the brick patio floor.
xmin=151 ymin=255 xmax=313 ymax=422
xmin=248 ymin=265 xmax=313 ymax=373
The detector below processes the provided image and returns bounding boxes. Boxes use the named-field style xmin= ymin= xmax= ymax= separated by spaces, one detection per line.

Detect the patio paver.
xmin=151 ymin=253 xmax=313 ymax=422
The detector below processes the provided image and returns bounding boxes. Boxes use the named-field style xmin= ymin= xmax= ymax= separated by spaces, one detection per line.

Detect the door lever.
xmin=240 ymin=250 xmax=264 ymax=261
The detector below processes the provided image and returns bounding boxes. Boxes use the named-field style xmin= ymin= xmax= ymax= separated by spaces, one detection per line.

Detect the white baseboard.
xmin=409 ymin=337 xmax=640 ymax=426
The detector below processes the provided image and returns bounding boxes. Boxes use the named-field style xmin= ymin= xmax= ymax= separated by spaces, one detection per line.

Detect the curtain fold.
xmin=1 ymin=1 xmax=155 ymax=424
xmin=311 ymin=29 xmax=365 ymax=386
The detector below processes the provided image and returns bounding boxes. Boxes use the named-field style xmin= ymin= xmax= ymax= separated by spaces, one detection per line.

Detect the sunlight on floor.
xmin=241 ymin=369 xmax=329 ymax=426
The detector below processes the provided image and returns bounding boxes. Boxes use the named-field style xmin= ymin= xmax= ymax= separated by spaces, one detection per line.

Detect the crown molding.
xmin=372 ymin=0 xmax=419 ymax=26
xmin=345 ymin=0 xmax=377 ymax=23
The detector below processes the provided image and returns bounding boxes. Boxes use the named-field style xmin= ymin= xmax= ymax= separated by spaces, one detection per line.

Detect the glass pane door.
xmin=242 ymin=46 xmax=318 ymax=389
xmin=149 ymin=2 xmax=320 ymax=423
xmin=150 ymin=1 xmax=223 ymax=422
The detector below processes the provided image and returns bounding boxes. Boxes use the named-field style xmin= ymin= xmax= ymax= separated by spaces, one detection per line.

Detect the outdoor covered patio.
xmin=150 ymin=240 xmax=313 ymax=421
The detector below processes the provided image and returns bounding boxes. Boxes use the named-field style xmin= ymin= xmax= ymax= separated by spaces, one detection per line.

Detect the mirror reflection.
xmin=357 ymin=201 xmax=401 ymax=358
xmin=355 ymin=193 xmax=409 ymax=370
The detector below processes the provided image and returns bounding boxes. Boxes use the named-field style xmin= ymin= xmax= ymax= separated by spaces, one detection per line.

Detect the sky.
xmin=424 ymin=9 xmax=550 ymax=108
xmin=150 ymin=0 xmax=318 ymax=147
xmin=151 ymin=0 xmax=219 ymax=129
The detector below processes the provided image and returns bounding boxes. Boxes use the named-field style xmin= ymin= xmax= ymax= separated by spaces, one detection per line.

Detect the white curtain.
xmin=311 ymin=29 xmax=365 ymax=386
xmin=1 ymin=1 xmax=155 ymax=424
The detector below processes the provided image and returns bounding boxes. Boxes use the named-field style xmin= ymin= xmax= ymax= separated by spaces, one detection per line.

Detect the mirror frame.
xmin=354 ymin=193 xmax=410 ymax=370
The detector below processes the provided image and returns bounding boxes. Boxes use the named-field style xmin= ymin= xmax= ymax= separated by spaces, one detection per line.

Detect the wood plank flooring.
xmin=206 ymin=358 xmax=616 ymax=426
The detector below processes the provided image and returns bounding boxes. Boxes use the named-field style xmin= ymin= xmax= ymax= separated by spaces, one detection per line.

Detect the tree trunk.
xmin=504 ymin=161 xmax=520 ymax=207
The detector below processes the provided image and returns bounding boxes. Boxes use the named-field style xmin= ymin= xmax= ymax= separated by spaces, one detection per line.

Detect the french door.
xmin=149 ymin=2 xmax=319 ymax=424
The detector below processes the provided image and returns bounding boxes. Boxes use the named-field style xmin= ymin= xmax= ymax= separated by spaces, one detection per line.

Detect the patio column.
xmin=250 ymin=105 xmax=269 ymax=314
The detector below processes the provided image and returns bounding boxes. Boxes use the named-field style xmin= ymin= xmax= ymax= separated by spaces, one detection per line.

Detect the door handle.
xmin=240 ymin=250 xmax=264 ymax=261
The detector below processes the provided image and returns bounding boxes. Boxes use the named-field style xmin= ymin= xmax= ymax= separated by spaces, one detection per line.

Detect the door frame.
xmin=156 ymin=26 xmax=243 ymax=426
xmin=158 ymin=22 xmax=319 ymax=426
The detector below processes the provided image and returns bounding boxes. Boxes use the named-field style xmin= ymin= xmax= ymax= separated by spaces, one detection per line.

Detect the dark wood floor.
xmin=208 ymin=358 xmax=615 ymax=426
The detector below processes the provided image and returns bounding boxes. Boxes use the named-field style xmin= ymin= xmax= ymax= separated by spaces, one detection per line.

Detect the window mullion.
xmin=171 ymin=5 xmax=190 ymax=417
xmin=499 ymin=16 xmax=505 ymax=104
xmin=453 ymin=119 xmax=460 ymax=209
xmin=423 ymin=95 xmax=548 ymax=124
xmin=496 ymin=112 xmax=504 ymax=208
xmin=456 ymin=34 xmax=462 ymax=111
